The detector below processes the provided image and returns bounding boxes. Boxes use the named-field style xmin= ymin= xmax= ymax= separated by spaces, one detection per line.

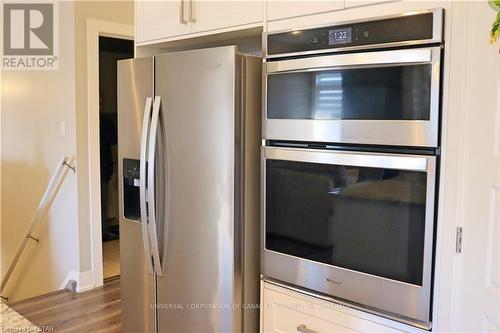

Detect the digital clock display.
xmin=329 ymin=28 xmax=352 ymax=45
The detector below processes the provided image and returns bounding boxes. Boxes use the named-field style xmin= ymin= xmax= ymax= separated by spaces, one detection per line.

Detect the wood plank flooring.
xmin=103 ymin=240 xmax=120 ymax=279
xmin=9 ymin=278 xmax=121 ymax=333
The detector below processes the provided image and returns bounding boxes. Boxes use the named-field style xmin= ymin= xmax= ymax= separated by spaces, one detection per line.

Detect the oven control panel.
xmin=267 ymin=10 xmax=440 ymax=56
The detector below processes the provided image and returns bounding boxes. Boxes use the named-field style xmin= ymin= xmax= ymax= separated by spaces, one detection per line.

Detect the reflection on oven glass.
xmin=265 ymin=159 xmax=427 ymax=285
xmin=267 ymin=64 xmax=431 ymax=121
xmin=314 ymin=73 xmax=343 ymax=119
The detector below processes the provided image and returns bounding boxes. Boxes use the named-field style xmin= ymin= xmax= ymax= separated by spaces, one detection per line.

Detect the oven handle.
xmin=266 ymin=47 xmax=437 ymax=74
xmin=264 ymin=146 xmax=432 ymax=172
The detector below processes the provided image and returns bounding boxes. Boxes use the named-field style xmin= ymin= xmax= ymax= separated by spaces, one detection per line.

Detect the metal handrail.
xmin=0 ymin=156 xmax=76 ymax=299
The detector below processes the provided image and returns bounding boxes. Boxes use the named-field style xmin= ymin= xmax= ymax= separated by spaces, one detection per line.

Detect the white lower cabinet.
xmin=261 ymin=281 xmax=422 ymax=333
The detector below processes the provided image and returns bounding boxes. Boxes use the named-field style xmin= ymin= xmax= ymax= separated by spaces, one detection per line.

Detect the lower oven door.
xmin=262 ymin=146 xmax=436 ymax=327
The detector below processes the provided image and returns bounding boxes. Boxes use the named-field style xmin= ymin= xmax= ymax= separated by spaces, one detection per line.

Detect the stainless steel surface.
xmin=264 ymin=277 xmax=432 ymax=330
xmin=234 ymin=54 xmax=244 ymax=333
xmin=154 ymin=94 xmax=169 ymax=278
xmin=264 ymin=8 xmax=443 ymax=58
xmin=266 ymin=48 xmax=432 ymax=73
xmin=297 ymin=324 xmax=318 ymax=333
xmin=155 ymin=46 xmax=233 ymax=332
xmin=264 ymin=46 xmax=441 ymax=147
xmin=119 ymin=47 xmax=261 ymax=333
xmin=147 ymin=96 xmax=163 ymax=276
xmin=153 ymin=46 xmax=261 ymax=333
xmin=118 ymin=57 xmax=156 ymax=333
xmin=139 ymin=96 xmax=154 ymax=275
xmin=261 ymin=146 xmax=437 ymax=324
xmin=265 ymin=146 xmax=429 ymax=171
xmin=239 ymin=54 xmax=262 ymax=333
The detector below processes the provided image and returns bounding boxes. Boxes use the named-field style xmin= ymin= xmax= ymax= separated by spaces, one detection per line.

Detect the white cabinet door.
xmin=267 ymin=1 xmax=344 ymax=21
xmin=345 ymin=0 xmax=397 ymax=8
xmin=136 ymin=0 xmax=191 ymax=43
xmin=191 ymin=0 xmax=264 ymax=33
xmin=444 ymin=1 xmax=500 ymax=331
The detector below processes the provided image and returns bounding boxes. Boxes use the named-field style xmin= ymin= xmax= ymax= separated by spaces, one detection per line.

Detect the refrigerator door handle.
xmin=139 ymin=96 xmax=154 ymax=275
xmin=147 ymin=96 xmax=163 ymax=276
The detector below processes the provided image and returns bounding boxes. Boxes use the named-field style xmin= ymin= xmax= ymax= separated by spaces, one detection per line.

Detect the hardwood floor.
xmin=103 ymin=239 xmax=120 ymax=279
xmin=9 ymin=278 xmax=121 ymax=333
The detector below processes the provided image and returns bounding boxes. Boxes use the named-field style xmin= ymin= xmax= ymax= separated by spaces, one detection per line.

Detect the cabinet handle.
xmin=188 ymin=0 xmax=196 ymax=23
xmin=297 ymin=324 xmax=318 ymax=333
xmin=180 ymin=0 xmax=187 ymax=24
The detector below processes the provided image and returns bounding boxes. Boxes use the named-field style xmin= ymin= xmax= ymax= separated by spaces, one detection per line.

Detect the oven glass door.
xmin=262 ymin=146 xmax=436 ymax=324
xmin=264 ymin=47 xmax=441 ymax=147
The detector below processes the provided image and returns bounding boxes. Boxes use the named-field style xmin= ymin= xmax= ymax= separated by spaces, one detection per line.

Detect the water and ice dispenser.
xmin=122 ymin=158 xmax=141 ymax=220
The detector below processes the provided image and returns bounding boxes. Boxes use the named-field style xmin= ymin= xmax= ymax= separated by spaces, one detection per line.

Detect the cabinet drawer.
xmin=261 ymin=282 xmax=419 ymax=333
xmin=266 ymin=304 xmax=354 ymax=332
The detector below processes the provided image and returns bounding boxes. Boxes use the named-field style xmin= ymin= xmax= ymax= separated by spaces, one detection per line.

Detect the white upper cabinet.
xmin=136 ymin=0 xmax=191 ymax=43
xmin=345 ymin=0 xmax=397 ymax=9
xmin=192 ymin=0 xmax=264 ymax=33
xmin=267 ymin=1 xmax=344 ymax=21
xmin=136 ymin=0 xmax=264 ymax=44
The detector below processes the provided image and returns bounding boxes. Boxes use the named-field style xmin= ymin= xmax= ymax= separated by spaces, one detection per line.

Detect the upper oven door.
xmin=264 ymin=47 xmax=441 ymax=147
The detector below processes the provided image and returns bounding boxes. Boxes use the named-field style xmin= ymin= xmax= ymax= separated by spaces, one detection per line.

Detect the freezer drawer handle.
xmin=139 ymin=96 xmax=154 ymax=275
xmin=297 ymin=324 xmax=319 ymax=333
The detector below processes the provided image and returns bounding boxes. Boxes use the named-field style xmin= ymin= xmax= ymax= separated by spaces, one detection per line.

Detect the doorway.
xmin=99 ymin=36 xmax=134 ymax=280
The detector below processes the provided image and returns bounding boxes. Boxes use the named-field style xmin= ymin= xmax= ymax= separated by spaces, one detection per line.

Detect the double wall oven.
xmin=261 ymin=9 xmax=443 ymax=329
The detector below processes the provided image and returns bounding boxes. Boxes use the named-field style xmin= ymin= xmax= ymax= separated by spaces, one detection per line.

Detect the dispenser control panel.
xmin=122 ymin=158 xmax=141 ymax=221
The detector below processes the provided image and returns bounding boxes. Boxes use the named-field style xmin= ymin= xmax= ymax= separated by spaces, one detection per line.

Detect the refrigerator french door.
xmin=118 ymin=46 xmax=261 ymax=333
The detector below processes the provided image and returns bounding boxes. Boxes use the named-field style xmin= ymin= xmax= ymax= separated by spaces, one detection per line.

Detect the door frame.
xmin=87 ymin=19 xmax=133 ymax=288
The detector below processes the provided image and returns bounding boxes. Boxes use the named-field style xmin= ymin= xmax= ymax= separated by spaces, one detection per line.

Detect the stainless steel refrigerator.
xmin=117 ymin=46 xmax=261 ymax=333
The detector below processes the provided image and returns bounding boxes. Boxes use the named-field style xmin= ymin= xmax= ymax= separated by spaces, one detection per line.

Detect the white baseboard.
xmin=59 ymin=270 xmax=79 ymax=290
xmin=77 ymin=270 xmax=94 ymax=292
xmin=59 ymin=270 xmax=94 ymax=293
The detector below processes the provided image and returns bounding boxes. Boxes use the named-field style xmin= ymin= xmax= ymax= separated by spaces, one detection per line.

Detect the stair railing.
xmin=0 ymin=156 xmax=76 ymax=300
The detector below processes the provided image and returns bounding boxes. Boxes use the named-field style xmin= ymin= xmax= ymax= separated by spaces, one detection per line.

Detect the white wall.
xmin=0 ymin=2 xmax=79 ymax=302
xmin=73 ymin=0 xmax=133 ymax=278
xmin=434 ymin=1 xmax=500 ymax=330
